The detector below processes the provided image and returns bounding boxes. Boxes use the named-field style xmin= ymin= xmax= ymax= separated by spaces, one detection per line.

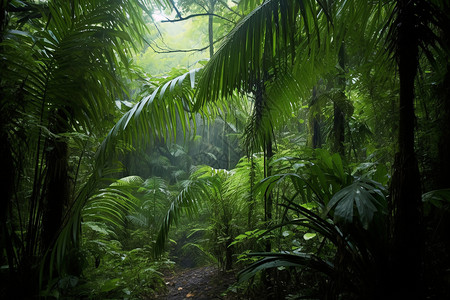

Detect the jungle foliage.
xmin=1 ymin=0 xmax=450 ymax=299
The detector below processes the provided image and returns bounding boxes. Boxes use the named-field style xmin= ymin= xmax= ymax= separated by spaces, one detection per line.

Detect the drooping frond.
xmin=238 ymin=252 xmax=336 ymax=283
xmin=195 ymin=0 xmax=329 ymax=108
xmin=386 ymin=0 xmax=447 ymax=66
xmin=96 ymin=68 xmax=202 ymax=169
xmin=51 ymin=169 xmax=142 ymax=274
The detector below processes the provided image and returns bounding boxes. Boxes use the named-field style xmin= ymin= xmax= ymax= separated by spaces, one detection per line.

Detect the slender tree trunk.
xmin=224 ymin=222 xmax=233 ymax=270
xmin=208 ymin=0 xmax=216 ymax=58
xmin=0 ymin=131 xmax=15 ymax=269
xmin=0 ymin=1 xmax=17 ymax=278
xmin=309 ymin=86 xmax=322 ymax=148
xmin=41 ymin=109 xmax=70 ymax=251
xmin=247 ymin=156 xmax=256 ymax=229
xmin=222 ymin=113 xmax=228 ymax=169
xmin=208 ymin=14 xmax=214 ymax=58
xmin=264 ymin=137 xmax=273 ymax=252
xmin=333 ymin=43 xmax=346 ymax=155
xmin=389 ymin=1 xmax=423 ymax=298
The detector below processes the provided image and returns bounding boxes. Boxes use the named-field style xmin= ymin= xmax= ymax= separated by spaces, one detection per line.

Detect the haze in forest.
xmin=1 ymin=1 xmax=449 ymax=299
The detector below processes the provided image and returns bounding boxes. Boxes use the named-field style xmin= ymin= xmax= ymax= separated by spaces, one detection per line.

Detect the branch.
xmin=149 ymin=44 xmax=210 ymax=54
xmin=162 ymin=13 xmax=235 ymax=24
xmin=168 ymin=0 xmax=183 ymax=19
xmin=217 ymin=0 xmax=243 ymax=17
xmin=148 ymin=36 xmax=224 ymax=54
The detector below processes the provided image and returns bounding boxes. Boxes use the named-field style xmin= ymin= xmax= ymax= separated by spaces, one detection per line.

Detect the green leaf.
xmin=303 ymin=233 xmax=317 ymax=240
xmin=327 ymin=179 xmax=386 ymax=229
xmin=100 ymin=278 xmax=120 ymax=292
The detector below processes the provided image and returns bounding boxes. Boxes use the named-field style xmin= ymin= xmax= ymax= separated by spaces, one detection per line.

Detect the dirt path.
xmin=155 ymin=266 xmax=238 ymax=299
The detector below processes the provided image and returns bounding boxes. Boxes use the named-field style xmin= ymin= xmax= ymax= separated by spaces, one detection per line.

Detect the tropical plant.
xmin=187 ymin=0 xmax=448 ymax=297
xmin=0 ymin=0 xmax=163 ymax=296
xmin=238 ymin=149 xmax=390 ymax=299
xmin=2 ymin=0 xmax=449 ymax=298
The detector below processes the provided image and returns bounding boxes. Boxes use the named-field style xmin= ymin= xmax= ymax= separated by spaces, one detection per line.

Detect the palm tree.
xmin=387 ymin=0 xmax=446 ymax=297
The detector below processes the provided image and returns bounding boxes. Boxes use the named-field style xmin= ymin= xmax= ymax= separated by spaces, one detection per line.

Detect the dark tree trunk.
xmin=41 ymin=109 xmax=70 ymax=251
xmin=208 ymin=14 xmax=214 ymax=58
xmin=437 ymin=66 xmax=450 ymax=189
xmin=309 ymin=86 xmax=322 ymax=148
xmin=0 ymin=1 xmax=17 ymax=276
xmin=389 ymin=1 xmax=423 ymax=298
xmin=333 ymin=103 xmax=344 ymax=155
xmin=0 ymin=131 xmax=15 ymax=270
xmin=225 ymin=229 xmax=233 ymax=270
xmin=264 ymin=137 xmax=273 ymax=252
xmin=333 ymin=44 xmax=346 ymax=155
xmin=247 ymin=156 xmax=256 ymax=229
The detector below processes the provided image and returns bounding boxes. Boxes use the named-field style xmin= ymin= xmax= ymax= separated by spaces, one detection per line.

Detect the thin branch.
xmin=162 ymin=13 xmax=235 ymax=24
xmin=197 ymin=2 xmax=209 ymax=13
xmin=168 ymin=0 xmax=183 ymax=19
xmin=217 ymin=0 xmax=243 ymax=17
xmin=148 ymin=37 xmax=224 ymax=54
xmin=149 ymin=43 xmax=210 ymax=53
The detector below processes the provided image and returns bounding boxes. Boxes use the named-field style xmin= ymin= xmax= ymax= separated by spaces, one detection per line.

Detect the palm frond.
xmin=195 ymin=0 xmax=327 ymax=108
xmin=96 ymin=68 xmax=202 ymax=167
xmin=238 ymin=252 xmax=336 ymax=282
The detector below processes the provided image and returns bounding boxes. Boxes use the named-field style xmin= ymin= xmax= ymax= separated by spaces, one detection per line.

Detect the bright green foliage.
xmin=75 ymin=222 xmax=170 ymax=299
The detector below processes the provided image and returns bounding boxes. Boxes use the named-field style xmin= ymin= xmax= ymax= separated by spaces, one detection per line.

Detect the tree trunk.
xmin=247 ymin=156 xmax=256 ymax=229
xmin=41 ymin=109 xmax=70 ymax=251
xmin=333 ymin=43 xmax=346 ymax=155
xmin=0 ymin=131 xmax=15 ymax=271
xmin=309 ymin=86 xmax=322 ymax=148
xmin=437 ymin=68 xmax=450 ymax=188
xmin=208 ymin=0 xmax=216 ymax=58
xmin=389 ymin=1 xmax=423 ymax=298
xmin=0 ymin=2 xmax=17 ymax=277
xmin=264 ymin=137 xmax=273 ymax=252
xmin=208 ymin=14 xmax=214 ymax=58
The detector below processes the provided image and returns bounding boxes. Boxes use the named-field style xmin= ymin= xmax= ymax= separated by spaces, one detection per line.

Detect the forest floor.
xmin=154 ymin=266 xmax=240 ymax=299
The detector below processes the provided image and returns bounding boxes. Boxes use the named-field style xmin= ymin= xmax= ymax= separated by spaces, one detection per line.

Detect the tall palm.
xmin=387 ymin=0 xmax=446 ymax=297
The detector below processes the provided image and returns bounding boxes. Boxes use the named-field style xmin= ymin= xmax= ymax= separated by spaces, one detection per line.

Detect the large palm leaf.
xmin=194 ymin=0 xmax=329 ymax=107
xmin=96 ymin=68 xmax=203 ymax=165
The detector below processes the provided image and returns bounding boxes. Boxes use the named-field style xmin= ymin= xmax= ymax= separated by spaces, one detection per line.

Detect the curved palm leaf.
xmin=51 ymin=68 xmax=206 ymax=273
xmin=238 ymin=252 xmax=336 ymax=282
xmin=96 ymin=68 xmax=203 ymax=166
xmin=195 ymin=0 xmax=329 ymax=108
xmin=82 ymin=176 xmax=143 ymax=227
